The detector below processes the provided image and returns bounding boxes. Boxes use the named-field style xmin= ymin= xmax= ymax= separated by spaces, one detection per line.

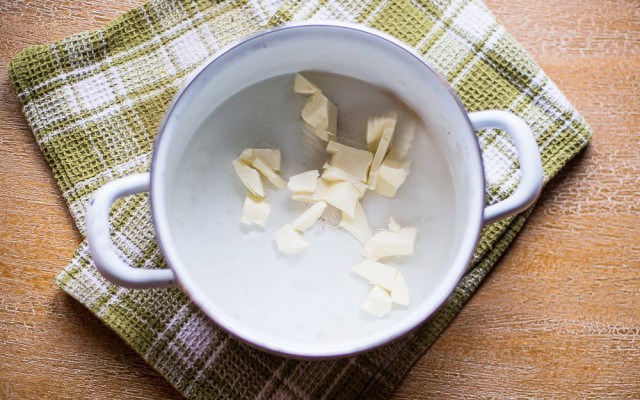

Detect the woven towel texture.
xmin=9 ymin=0 xmax=591 ymax=398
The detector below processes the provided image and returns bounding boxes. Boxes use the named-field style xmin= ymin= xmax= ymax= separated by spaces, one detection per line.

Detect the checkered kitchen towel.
xmin=9 ymin=0 xmax=591 ymax=398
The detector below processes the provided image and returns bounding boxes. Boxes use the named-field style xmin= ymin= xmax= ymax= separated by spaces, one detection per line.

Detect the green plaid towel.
xmin=9 ymin=0 xmax=591 ymax=398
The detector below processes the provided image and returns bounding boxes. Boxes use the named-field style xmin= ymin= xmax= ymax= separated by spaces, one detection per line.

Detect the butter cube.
xmin=326 ymin=141 xmax=373 ymax=182
xmin=366 ymin=113 xmax=397 ymax=152
xmin=386 ymin=118 xmax=415 ymax=162
xmin=287 ymin=170 xmax=319 ymax=193
xmin=252 ymin=149 xmax=281 ymax=172
xmin=368 ymin=126 xmax=395 ymax=190
xmin=320 ymin=180 xmax=362 ymax=219
xmin=339 ymin=201 xmax=372 ymax=244
xmin=375 ymin=159 xmax=411 ymax=198
xmin=232 ymin=159 xmax=264 ymax=198
xmin=362 ymin=285 xmax=393 ymax=318
xmin=352 ymin=260 xmax=398 ymax=291
xmin=239 ymin=148 xmax=281 ymax=172
xmin=240 ymin=192 xmax=271 ymax=227
xmin=321 ymin=163 xmax=368 ymax=194
xmin=301 ymin=92 xmax=337 ymax=142
xmin=291 ymin=177 xmax=329 ymax=203
xmin=391 ymin=270 xmax=410 ymax=306
xmin=294 ymin=73 xmax=321 ymax=94
xmin=247 ymin=156 xmax=287 ymax=190
xmin=302 ymin=92 xmax=326 ymax=115
xmin=275 ymin=224 xmax=309 ymax=254
xmin=291 ymin=201 xmax=327 ymax=232
xmin=362 ymin=226 xmax=418 ymax=261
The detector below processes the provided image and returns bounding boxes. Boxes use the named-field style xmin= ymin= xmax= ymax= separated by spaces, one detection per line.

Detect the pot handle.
xmin=86 ymin=172 xmax=177 ymax=288
xmin=468 ymin=110 xmax=544 ymax=225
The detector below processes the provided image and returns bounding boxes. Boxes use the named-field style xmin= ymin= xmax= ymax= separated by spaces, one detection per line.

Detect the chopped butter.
xmin=320 ymin=180 xmax=363 ymax=219
xmin=287 ymin=170 xmax=319 ymax=193
xmin=275 ymin=224 xmax=309 ymax=254
xmin=247 ymin=156 xmax=287 ymax=190
xmin=301 ymin=92 xmax=337 ymax=142
xmin=352 ymin=260 xmax=397 ymax=291
xmin=386 ymin=118 xmax=415 ymax=162
xmin=239 ymin=148 xmax=282 ymax=172
xmin=368 ymin=126 xmax=395 ymax=190
xmin=293 ymin=73 xmax=322 ymax=94
xmin=339 ymin=201 xmax=372 ymax=244
xmin=375 ymin=159 xmax=411 ymax=198
xmin=362 ymin=226 xmax=418 ymax=261
xmin=291 ymin=177 xmax=329 ymax=203
xmin=366 ymin=113 xmax=397 ymax=152
xmin=362 ymin=285 xmax=393 ymax=318
xmin=390 ymin=270 xmax=410 ymax=306
xmin=321 ymin=163 xmax=368 ymax=194
xmin=252 ymin=149 xmax=281 ymax=172
xmin=240 ymin=192 xmax=271 ymax=227
xmin=326 ymin=141 xmax=373 ymax=182
xmin=232 ymin=158 xmax=264 ymax=198
xmin=291 ymin=201 xmax=327 ymax=232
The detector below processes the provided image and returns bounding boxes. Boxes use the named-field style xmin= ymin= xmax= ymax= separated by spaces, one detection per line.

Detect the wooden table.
xmin=1 ymin=1 xmax=638 ymax=398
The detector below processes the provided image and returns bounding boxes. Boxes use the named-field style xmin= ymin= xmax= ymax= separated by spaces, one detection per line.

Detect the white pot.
xmin=86 ymin=22 xmax=543 ymax=359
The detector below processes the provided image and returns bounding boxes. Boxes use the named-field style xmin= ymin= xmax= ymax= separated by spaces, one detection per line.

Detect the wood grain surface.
xmin=1 ymin=0 xmax=638 ymax=399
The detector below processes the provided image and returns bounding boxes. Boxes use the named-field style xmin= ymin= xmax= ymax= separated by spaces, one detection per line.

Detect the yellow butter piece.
xmin=366 ymin=113 xmax=397 ymax=152
xmin=339 ymin=201 xmax=372 ymax=245
xmin=362 ymin=284 xmax=392 ymax=318
xmin=232 ymin=158 xmax=264 ymax=198
xmin=321 ymin=163 xmax=368 ymax=194
xmin=248 ymin=157 xmax=287 ymax=190
xmin=391 ymin=270 xmax=410 ymax=306
xmin=291 ymin=177 xmax=329 ymax=203
xmin=291 ymin=201 xmax=327 ymax=232
xmin=352 ymin=260 xmax=398 ymax=291
xmin=368 ymin=126 xmax=395 ymax=190
xmin=386 ymin=118 xmax=416 ymax=162
xmin=294 ymin=73 xmax=321 ymax=94
xmin=362 ymin=226 xmax=418 ymax=261
xmin=301 ymin=92 xmax=337 ymax=142
xmin=326 ymin=141 xmax=373 ymax=183
xmin=275 ymin=224 xmax=309 ymax=254
xmin=320 ymin=180 xmax=363 ymax=219
xmin=287 ymin=170 xmax=319 ymax=193
xmin=375 ymin=159 xmax=411 ymax=198
xmin=252 ymin=149 xmax=281 ymax=172
xmin=240 ymin=192 xmax=271 ymax=227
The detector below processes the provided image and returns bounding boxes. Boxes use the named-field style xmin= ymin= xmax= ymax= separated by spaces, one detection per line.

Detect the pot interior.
xmin=152 ymin=24 xmax=485 ymax=357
